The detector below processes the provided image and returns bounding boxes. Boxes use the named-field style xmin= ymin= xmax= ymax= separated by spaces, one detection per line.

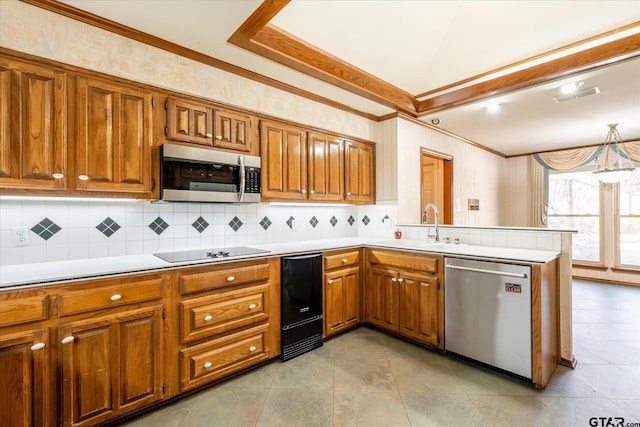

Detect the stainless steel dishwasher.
xmin=444 ymin=257 xmax=532 ymax=379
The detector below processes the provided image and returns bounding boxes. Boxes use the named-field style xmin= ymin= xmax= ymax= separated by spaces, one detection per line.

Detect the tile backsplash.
xmin=0 ymin=200 xmax=398 ymax=266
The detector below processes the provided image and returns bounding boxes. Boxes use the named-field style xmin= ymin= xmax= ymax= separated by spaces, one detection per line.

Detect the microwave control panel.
xmin=246 ymin=168 xmax=261 ymax=193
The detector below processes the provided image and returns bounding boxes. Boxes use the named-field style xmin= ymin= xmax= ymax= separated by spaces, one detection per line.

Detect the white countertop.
xmin=0 ymin=237 xmax=559 ymax=289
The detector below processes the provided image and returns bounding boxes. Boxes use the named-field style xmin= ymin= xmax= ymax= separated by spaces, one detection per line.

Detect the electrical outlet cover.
xmin=12 ymin=226 xmax=30 ymax=246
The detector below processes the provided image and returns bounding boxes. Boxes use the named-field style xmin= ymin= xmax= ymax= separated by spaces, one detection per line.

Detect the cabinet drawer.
xmin=324 ymin=250 xmax=360 ymax=271
xmin=0 ymin=294 xmax=49 ymax=327
xmin=180 ymin=283 xmax=269 ymax=343
xmin=58 ymin=279 xmax=163 ymax=316
xmin=368 ymin=249 xmax=440 ymax=273
xmin=179 ymin=323 xmax=270 ymax=391
xmin=179 ymin=262 xmax=270 ymax=295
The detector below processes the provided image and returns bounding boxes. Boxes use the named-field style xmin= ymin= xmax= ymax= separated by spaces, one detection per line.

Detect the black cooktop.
xmin=153 ymin=246 xmax=270 ymax=263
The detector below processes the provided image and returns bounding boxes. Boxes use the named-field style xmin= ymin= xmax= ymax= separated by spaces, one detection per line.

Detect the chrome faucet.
xmin=422 ymin=203 xmax=440 ymax=242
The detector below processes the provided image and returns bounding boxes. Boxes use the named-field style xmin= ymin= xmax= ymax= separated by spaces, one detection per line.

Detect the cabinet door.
xmin=366 ymin=266 xmax=399 ymax=332
xmin=0 ymin=59 xmax=66 ymax=190
xmin=76 ymin=78 xmax=152 ymax=194
xmin=166 ymin=97 xmax=213 ymax=146
xmin=260 ymin=120 xmax=307 ymax=200
xmin=308 ymin=132 xmax=344 ymax=201
xmin=60 ymin=306 xmax=163 ymax=427
xmin=398 ymin=271 xmax=441 ymax=347
xmin=0 ymin=329 xmax=51 ymax=427
xmin=324 ymin=266 xmax=360 ymax=337
xmin=213 ymin=109 xmax=255 ymax=154
xmin=345 ymin=140 xmax=375 ymax=204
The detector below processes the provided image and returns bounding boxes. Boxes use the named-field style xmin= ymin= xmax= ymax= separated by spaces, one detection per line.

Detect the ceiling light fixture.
xmin=431 ymin=118 xmax=440 ymax=125
xmin=560 ymin=81 xmax=583 ymax=94
xmin=592 ymin=124 xmax=635 ymax=183
xmin=486 ymin=103 xmax=500 ymax=113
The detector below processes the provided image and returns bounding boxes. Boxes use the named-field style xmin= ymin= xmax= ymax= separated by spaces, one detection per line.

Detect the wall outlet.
xmin=12 ymin=226 xmax=30 ymax=246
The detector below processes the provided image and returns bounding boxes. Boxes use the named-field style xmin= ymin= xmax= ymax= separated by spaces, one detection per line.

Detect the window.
xmin=618 ymin=175 xmax=640 ymax=267
xmin=547 ymin=171 xmax=601 ymax=263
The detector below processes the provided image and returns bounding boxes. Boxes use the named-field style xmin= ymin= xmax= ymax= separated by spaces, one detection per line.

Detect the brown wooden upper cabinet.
xmin=307 ymin=132 xmax=344 ymax=202
xmin=345 ymin=140 xmax=375 ymax=204
xmin=0 ymin=58 xmax=67 ymax=191
xmin=165 ymin=96 xmax=258 ymax=155
xmin=260 ymin=120 xmax=308 ymax=200
xmin=74 ymin=77 xmax=153 ymax=195
xmin=165 ymin=96 xmax=213 ymax=146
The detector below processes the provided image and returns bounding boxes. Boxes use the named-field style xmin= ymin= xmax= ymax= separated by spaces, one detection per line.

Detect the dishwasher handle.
xmin=445 ymin=264 xmax=528 ymax=279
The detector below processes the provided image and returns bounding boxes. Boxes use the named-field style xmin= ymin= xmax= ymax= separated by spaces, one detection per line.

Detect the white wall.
xmin=394 ymin=118 xmax=508 ymax=225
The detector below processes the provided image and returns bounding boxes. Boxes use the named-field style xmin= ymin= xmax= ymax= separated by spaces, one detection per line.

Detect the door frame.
xmin=420 ymin=148 xmax=453 ymax=224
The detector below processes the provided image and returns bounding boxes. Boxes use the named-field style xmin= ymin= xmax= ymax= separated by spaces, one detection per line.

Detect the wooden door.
xmin=60 ymin=306 xmax=163 ymax=427
xmin=345 ymin=140 xmax=375 ymax=204
xmin=76 ymin=77 xmax=152 ymax=194
xmin=398 ymin=271 xmax=441 ymax=347
xmin=0 ymin=59 xmax=66 ymax=190
xmin=260 ymin=120 xmax=307 ymax=200
xmin=324 ymin=266 xmax=359 ymax=337
xmin=308 ymin=132 xmax=344 ymax=201
xmin=421 ymin=150 xmax=452 ymax=224
xmin=213 ymin=109 xmax=255 ymax=154
xmin=366 ymin=266 xmax=399 ymax=332
xmin=0 ymin=329 xmax=50 ymax=427
xmin=165 ymin=97 xmax=213 ymax=146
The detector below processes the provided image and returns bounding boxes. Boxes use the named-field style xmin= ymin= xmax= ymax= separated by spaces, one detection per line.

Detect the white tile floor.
xmin=120 ymin=280 xmax=640 ymax=426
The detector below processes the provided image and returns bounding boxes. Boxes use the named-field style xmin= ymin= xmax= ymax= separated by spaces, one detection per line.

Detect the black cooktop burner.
xmin=154 ymin=246 xmax=270 ymax=263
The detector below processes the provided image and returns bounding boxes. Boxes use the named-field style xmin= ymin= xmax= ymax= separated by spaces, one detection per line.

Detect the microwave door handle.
xmin=238 ymin=155 xmax=246 ymax=202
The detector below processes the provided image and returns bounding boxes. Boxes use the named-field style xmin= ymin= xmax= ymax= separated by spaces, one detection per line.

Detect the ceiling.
xmin=45 ymin=0 xmax=640 ymax=156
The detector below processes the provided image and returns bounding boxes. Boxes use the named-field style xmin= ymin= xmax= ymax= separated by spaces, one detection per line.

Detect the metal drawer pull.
xmin=61 ymin=336 xmax=75 ymax=344
xmin=204 ymin=315 xmax=213 ymax=321
xmin=227 ymin=276 xmax=235 ymax=282
xmin=30 ymin=343 xmax=46 ymax=351
xmin=248 ymin=304 xmax=257 ymax=310
xmin=249 ymin=346 xmax=257 ymax=352
xmin=203 ymin=362 xmax=212 ymax=369
xmin=342 ymin=258 xmax=348 ymax=263
xmin=110 ymin=294 xmax=122 ymax=301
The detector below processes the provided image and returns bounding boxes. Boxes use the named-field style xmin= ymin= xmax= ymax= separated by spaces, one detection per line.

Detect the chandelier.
xmin=592 ymin=124 xmax=635 ymax=183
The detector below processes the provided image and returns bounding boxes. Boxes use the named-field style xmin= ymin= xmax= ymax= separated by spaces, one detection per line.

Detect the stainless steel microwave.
xmin=159 ymin=143 xmax=261 ymax=203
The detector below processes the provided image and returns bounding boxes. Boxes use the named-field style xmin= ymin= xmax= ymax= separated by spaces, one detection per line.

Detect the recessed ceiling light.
xmin=486 ymin=103 xmax=501 ymax=113
xmin=431 ymin=118 xmax=440 ymax=125
xmin=560 ymin=81 xmax=584 ymax=94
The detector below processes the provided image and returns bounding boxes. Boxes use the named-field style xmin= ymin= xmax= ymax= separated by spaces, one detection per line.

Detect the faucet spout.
xmin=423 ymin=203 xmax=440 ymax=243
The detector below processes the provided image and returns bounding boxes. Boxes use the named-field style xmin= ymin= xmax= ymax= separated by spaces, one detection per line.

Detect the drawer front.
xmin=324 ymin=250 xmax=360 ymax=271
xmin=180 ymin=324 xmax=270 ymax=391
xmin=58 ymin=279 xmax=163 ymax=316
xmin=180 ymin=283 xmax=269 ymax=343
xmin=179 ymin=263 xmax=270 ymax=295
xmin=0 ymin=294 xmax=49 ymax=327
xmin=368 ymin=249 xmax=440 ymax=273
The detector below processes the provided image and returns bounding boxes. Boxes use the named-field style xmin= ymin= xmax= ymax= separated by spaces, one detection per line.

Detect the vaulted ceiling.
xmin=26 ymin=0 xmax=640 ymax=156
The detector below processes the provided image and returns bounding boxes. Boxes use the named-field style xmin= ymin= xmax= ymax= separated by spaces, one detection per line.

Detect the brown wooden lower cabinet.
xmin=323 ymin=249 xmax=361 ymax=338
xmin=365 ymin=248 xmax=444 ymax=350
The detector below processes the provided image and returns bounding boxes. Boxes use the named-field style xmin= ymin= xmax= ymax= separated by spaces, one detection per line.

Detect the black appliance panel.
xmin=281 ymin=253 xmax=323 ymax=327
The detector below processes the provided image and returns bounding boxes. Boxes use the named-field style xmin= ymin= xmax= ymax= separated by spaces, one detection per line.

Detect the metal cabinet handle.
xmin=78 ymin=175 xmax=90 ymax=181
xmin=227 ymin=276 xmax=235 ymax=282
xmin=249 ymin=346 xmax=257 ymax=352
xmin=61 ymin=336 xmax=75 ymax=344
xmin=204 ymin=362 xmax=212 ymax=369
xmin=248 ymin=304 xmax=257 ymax=310
xmin=204 ymin=315 xmax=213 ymax=321
xmin=30 ymin=343 xmax=46 ymax=351
xmin=110 ymin=294 xmax=122 ymax=301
